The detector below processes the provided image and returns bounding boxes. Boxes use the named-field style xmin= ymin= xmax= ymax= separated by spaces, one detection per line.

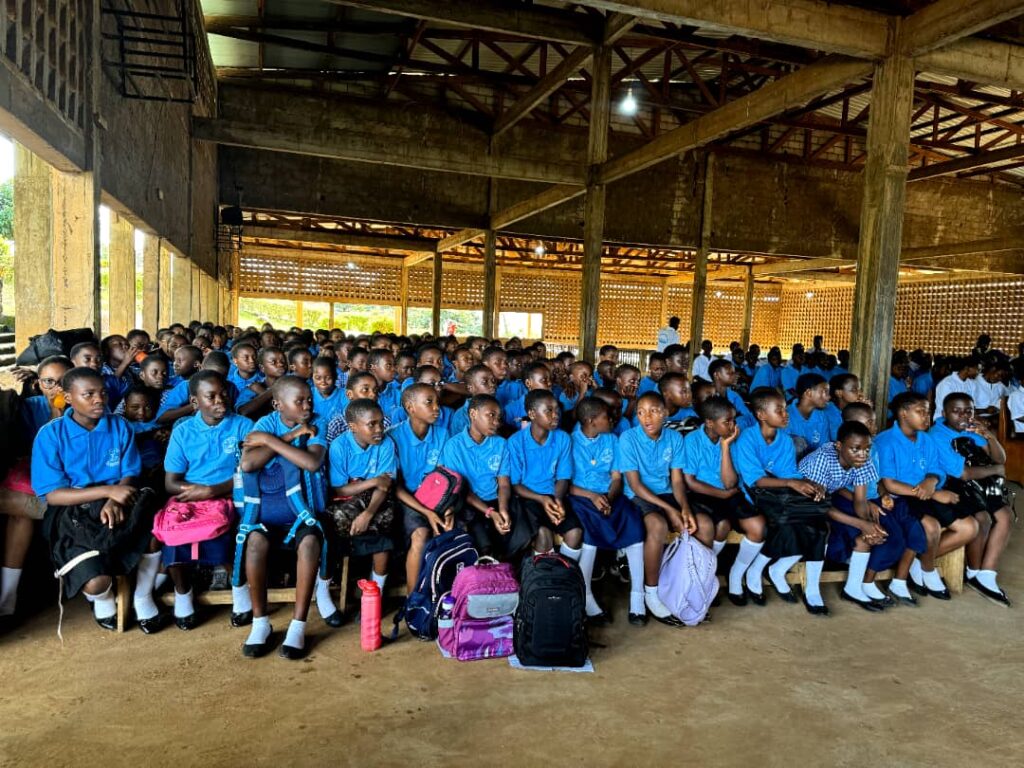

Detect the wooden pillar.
xmin=296 ymin=300 xmax=304 ymax=328
xmin=431 ymin=253 xmax=442 ymax=337
xmin=13 ymin=144 xmax=99 ymax=351
xmin=688 ymin=153 xmax=714 ymax=357
xmin=579 ymin=43 xmax=612 ymax=363
xmin=398 ymin=265 xmax=409 ymax=335
xmin=328 ymin=302 xmax=335 ymax=330
xmin=158 ymin=245 xmax=173 ymax=328
xmin=170 ymin=251 xmax=192 ymax=324
xmin=108 ymin=212 xmax=135 ymax=335
xmin=850 ymin=52 xmax=915 ymax=420
xmin=740 ymin=266 xmax=755 ymax=349
xmin=231 ymin=249 xmax=241 ymax=326
xmin=141 ymin=234 xmax=160 ymax=333
xmin=482 ymin=230 xmax=498 ymax=339
xmin=190 ymin=263 xmax=201 ymax=322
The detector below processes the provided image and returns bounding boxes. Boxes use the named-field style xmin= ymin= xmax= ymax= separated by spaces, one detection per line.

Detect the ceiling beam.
xmin=901 ymin=0 xmax=1024 ymax=57
xmin=241 ymin=225 xmax=437 ymax=252
xmin=908 ymin=142 xmax=1024 ymax=181
xmin=900 ymin=234 xmax=1024 ymax=261
xmin=203 ymin=15 xmax=412 ymax=34
xmin=917 ymin=38 xmax=1024 ymax=92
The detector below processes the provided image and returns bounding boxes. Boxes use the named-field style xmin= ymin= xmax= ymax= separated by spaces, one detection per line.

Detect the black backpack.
xmin=514 ymin=553 xmax=587 ymax=668
xmin=16 ymin=328 xmax=96 ymax=366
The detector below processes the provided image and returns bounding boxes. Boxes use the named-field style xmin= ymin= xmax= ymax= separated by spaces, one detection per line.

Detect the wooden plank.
xmin=740 ymin=266 xmax=755 ymax=349
xmin=493 ymin=46 xmax=593 ymax=138
xmin=431 ymin=253 xmax=443 ymax=336
xmin=907 ymin=142 xmax=1024 ymax=181
xmin=482 ymin=229 xmax=498 ymax=338
xmin=901 ymin=0 xmax=1024 ymax=57
xmin=491 ymin=184 xmax=585 ymax=231
xmin=141 ymin=234 xmax=160 ymax=333
xmin=107 ymin=212 xmax=135 ymax=335
xmin=688 ymin=153 xmax=713 ymax=357
xmin=917 ymin=38 xmax=1024 ymax=91
xmin=435 ymin=228 xmax=485 ymax=254
xmin=242 ymin=225 xmax=437 ymax=252
xmin=901 ymin=235 xmax=1024 ymax=261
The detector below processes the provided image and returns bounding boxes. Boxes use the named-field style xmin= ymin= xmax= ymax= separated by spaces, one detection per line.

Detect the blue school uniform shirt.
xmin=227 ymin=366 xmax=264 ymax=392
xmin=630 ymin=406 xmax=697 ymax=429
xmin=889 ymin=377 xmax=909 ymax=403
xmin=928 ymin=420 xmax=987 ymax=451
xmin=495 ymin=379 xmax=525 ymax=408
xmin=21 ymin=396 xmax=55 ymax=443
xmin=557 ymin=389 xmax=583 ymax=416
xmin=124 ymin=419 xmax=165 ymax=469
xmin=377 ymin=381 xmax=403 ymax=422
xmin=250 ymin=411 xmax=329 ymax=471
xmin=570 ymin=427 xmax=619 ymax=495
xmin=156 ymin=378 xmax=193 ymax=418
xmin=798 ymin=442 xmax=877 ymax=494
xmin=503 ymin=394 xmax=528 ymax=427
xmin=872 ymin=425 xmax=963 ymax=488
xmin=328 ymin=430 xmax=397 ymax=488
xmin=637 ymin=376 xmax=659 ymax=396
xmin=733 ymin=426 xmax=801 ymax=501
xmin=750 ymin=364 xmax=783 ymax=391
xmin=505 ymin=427 xmax=572 ymax=496
xmin=313 ymin=387 xmax=348 ymax=424
xmin=440 ymin=430 xmax=508 ymax=501
xmin=446 ymin=401 xmax=474 ymax=436
xmin=164 ymin=412 xmax=253 ymax=486
xmin=823 ymin=402 xmax=844 ymax=442
xmin=31 ymin=411 xmax=142 ymax=497
xmin=912 ymin=371 xmax=934 ymax=397
xmin=725 ymin=387 xmax=755 ymax=429
xmin=617 ymin=425 xmax=686 ymax=499
xmin=786 ymin=403 xmax=830 ymax=453
xmin=101 ymin=364 xmax=133 ymax=409
xmin=682 ymin=427 xmax=727 ymax=490
xmin=388 ymin=420 xmax=448 ymax=493
xmin=780 ymin=365 xmax=804 ymax=396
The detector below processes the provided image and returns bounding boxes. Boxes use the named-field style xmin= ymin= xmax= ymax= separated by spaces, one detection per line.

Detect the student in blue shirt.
xmin=394 ymin=351 xmax=416 ymax=389
xmin=237 ymin=347 xmax=287 ymax=420
xmin=929 ymin=392 xmax=1012 ymax=605
xmin=558 ymin=361 xmax=594 ymax=425
xmin=327 ymin=399 xmax=398 ymax=619
xmin=503 ymin=361 xmax=552 ymax=430
xmin=889 ymin=354 xmax=911 ymax=405
xmin=786 ymin=373 xmax=831 ymax=458
xmin=707 ymin=358 xmax=755 ymax=429
xmin=238 ymin=376 xmax=329 ymax=659
xmin=369 ymin=349 xmax=403 ymax=423
xmin=99 ymin=334 xmax=140 ymax=410
xmin=312 ymin=356 xmax=347 ymax=423
xmin=825 ymin=373 xmax=863 ymax=441
xmin=490 ymin=349 xmax=526 ymax=408
xmin=638 ymin=353 xmax=667 ymax=396
xmin=120 ymin=388 xmax=167 ymax=483
xmin=447 ymin=365 xmax=497 ymax=437
xmin=612 ymin=364 xmax=642 ymax=430
xmin=31 ymin=368 xmax=164 ymax=634
xmin=733 ymin=387 xmax=830 ymax=614
xmin=683 ymin=396 xmax=765 ymax=606
xmin=439 ymin=394 xmax=516 ymax=555
xmin=161 ymin=371 xmax=253 ymax=630
xmin=568 ymin=397 xmax=645 ymax=625
xmin=287 ymin=347 xmax=314 ymax=382
xmin=389 ymin=383 xmax=452 ymax=596
xmin=750 ymin=346 xmax=784 ymax=392
xmin=325 ymin=371 xmax=380 ymax=442
xmin=156 ymin=345 xmax=203 ymax=425
xmin=592 ymin=387 xmax=628 ymax=437
xmin=506 ymin=389 xmax=583 ymax=561
xmin=656 ymin=372 xmax=699 ymax=430
xmin=228 ymin=342 xmax=264 ymax=407
xmin=873 ymin=392 xmax=978 ymax=601
xmin=619 ymin=391 xmax=710 ymax=626
xmin=780 ymin=344 xmax=806 ymax=400
xmin=398 ymin=366 xmax=455 ymax=433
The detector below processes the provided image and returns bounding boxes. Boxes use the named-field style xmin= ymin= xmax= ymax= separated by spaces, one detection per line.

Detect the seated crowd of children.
xmin=0 ymin=323 xmax=1016 ymax=661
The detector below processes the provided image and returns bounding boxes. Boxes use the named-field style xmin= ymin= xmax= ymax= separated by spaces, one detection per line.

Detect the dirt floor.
xmin=2 ymin=531 xmax=1023 ymax=768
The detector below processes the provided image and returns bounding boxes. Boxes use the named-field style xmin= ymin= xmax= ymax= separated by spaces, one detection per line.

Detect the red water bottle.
xmin=357 ymin=579 xmax=382 ymax=651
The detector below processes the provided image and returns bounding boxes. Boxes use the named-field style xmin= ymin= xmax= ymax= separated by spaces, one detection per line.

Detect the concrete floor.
xmin=1 ymin=535 xmax=1023 ymax=768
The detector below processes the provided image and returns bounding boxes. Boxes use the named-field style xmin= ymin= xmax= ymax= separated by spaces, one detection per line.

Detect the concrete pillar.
xmin=108 ymin=212 xmax=136 ymax=335
xmin=141 ymin=234 xmax=160 ymax=333
xmin=688 ymin=153 xmax=714 ymax=358
xmin=740 ymin=266 xmax=755 ymax=350
xmin=13 ymin=144 xmax=99 ymax=351
xmin=398 ymin=265 xmax=409 ymax=335
xmin=296 ymin=300 xmax=304 ymax=328
xmin=170 ymin=250 xmax=192 ymax=324
xmin=850 ymin=52 xmax=915 ymax=419
xmin=202 ymin=272 xmax=219 ymax=325
xmin=158 ymin=245 xmax=173 ymax=328
xmin=190 ymin=262 xmax=201 ymax=322
xmin=482 ymin=229 xmax=498 ymax=339
xmin=579 ymin=44 xmax=612 ymax=363
xmin=431 ymin=253 xmax=442 ymax=337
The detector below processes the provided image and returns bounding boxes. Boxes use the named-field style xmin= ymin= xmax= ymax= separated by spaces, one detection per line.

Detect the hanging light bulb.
xmin=534 ymin=243 xmax=546 ymax=257
xmin=348 ymin=261 xmax=357 ymax=269
xmin=805 ymin=291 xmax=815 ymax=299
xmin=620 ymin=87 xmax=637 ymax=116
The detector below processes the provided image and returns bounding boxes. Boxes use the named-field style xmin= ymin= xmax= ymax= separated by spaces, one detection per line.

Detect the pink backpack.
xmin=438 ymin=557 xmax=518 ymax=661
xmin=657 ymin=532 xmax=719 ymax=626
xmin=414 ymin=467 xmax=464 ymax=512
xmin=153 ymin=498 xmax=234 ymax=560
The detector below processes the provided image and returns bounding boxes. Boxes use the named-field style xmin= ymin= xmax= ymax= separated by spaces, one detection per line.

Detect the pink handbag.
xmin=153 ymin=498 xmax=234 ymax=560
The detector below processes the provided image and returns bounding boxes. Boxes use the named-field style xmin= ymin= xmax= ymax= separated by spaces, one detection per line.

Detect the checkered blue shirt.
xmin=798 ymin=442 xmax=877 ymax=494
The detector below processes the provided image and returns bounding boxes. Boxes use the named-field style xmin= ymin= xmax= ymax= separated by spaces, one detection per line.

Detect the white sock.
xmin=909 ymin=557 xmax=924 ymax=585
xmin=712 ymin=539 xmax=726 ymax=556
xmin=923 ymin=568 xmax=947 ymax=591
xmin=232 ymin=584 xmax=252 ymax=614
xmin=889 ymin=578 xmax=911 ymax=599
xmin=86 ymin=584 xmax=117 ymax=620
xmin=578 ymin=545 xmax=602 ymax=616
xmin=371 ymin=570 xmax=387 ymax=592
xmin=729 ymin=538 xmax=763 ymax=595
xmin=559 ymin=543 xmax=582 ymax=562
xmin=315 ymin=576 xmax=337 ymax=619
xmin=624 ymin=542 xmax=645 ymax=598
xmin=768 ymin=555 xmax=802 ymax=594
xmin=154 ymin=572 xmax=169 ymax=591
xmin=966 ymin=567 xmax=979 ymax=580
xmin=630 ymin=590 xmax=645 ymax=615
xmin=284 ymin=618 xmax=306 ymax=649
xmin=843 ymin=552 xmax=870 ymax=600
xmin=246 ymin=615 xmax=271 ymax=646
xmin=0 ymin=566 xmax=22 ymax=615
xmin=133 ymin=552 xmax=162 ymax=620
xmin=863 ymin=581 xmax=886 ymax=600
xmin=644 ymin=585 xmax=671 ymax=618
xmin=746 ymin=554 xmax=771 ymax=595
xmin=804 ymin=560 xmax=824 ymax=606
xmin=174 ymin=588 xmax=195 ymax=618
xmin=977 ymin=570 xmax=1002 ymax=592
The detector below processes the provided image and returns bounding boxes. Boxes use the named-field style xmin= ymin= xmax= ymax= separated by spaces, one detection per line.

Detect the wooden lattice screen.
xmin=499 ymin=271 xmax=581 ymax=344
xmin=237 ymin=253 xmax=402 ymax=304
xmin=599 ymin=279 xmax=664 ymax=347
xmin=777 ymin=285 xmax=854 ymax=352
xmin=407 ymin=263 xmax=484 ymax=309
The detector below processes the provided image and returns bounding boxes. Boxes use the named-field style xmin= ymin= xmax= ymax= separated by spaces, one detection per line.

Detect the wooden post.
xmin=142 ymin=234 xmax=160 ymax=332
xmin=158 ymin=245 xmax=173 ymax=328
xmin=170 ymin=250 xmax=192 ymax=324
xmin=328 ymin=302 xmax=336 ymax=330
xmin=493 ymin=267 xmax=503 ymax=338
xmin=579 ymin=43 xmax=612 ymax=363
xmin=107 ymin=212 xmax=135 ymax=335
xmin=190 ymin=263 xmax=202 ymax=322
xmin=296 ymin=300 xmax=304 ymax=328
xmin=688 ymin=153 xmax=714 ymax=358
xmin=231 ymin=249 xmax=241 ymax=326
xmin=431 ymin=253 xmax=442 ymax=336
xmin=483 ymin=229 xmax=498 ymax=339
xmin=850 ymin=51 xmax=915 ymax=421
xmin=740 ymin=266 xmax=755 ymax=349
xmin=398 ymin=264 xmax=409 ymax=335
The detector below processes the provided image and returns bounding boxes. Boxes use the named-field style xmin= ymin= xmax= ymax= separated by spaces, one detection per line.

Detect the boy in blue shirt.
xmin=733 ymin=387 xmax=830 ymax=615
xmin=929 ymin=392 xmax=1012 ymax=605
xmin=750 ymin=346 xmax=784 ymax=392
xmin=325 ymin=371 xmax=381 ymax=442
xmin=707 ymin=358 xmax=755 ymax=429
xmin=228 ymin=342 xmax=264 ymax=408
xmin=613 ymin=364 xmax=642 ymax=430
xmin=32 ymin=367 xmax=165 ymax=633
xmin=657 ymin=372 xmax=699 ymax=431
xmin=780 ymin=344 xmax=806 ymax=400
xmin=825 ymin=373 xmax=863 ymax=441
xmin=312 ymin=356 xmax=347 ymax=423
xmin=503 ymin=361 xmax=552 ymax=430
xmin=369 ymin=349 xmax=402 ymax=423
xmin=155 ymin=345 xmax=203 ymax=425
xmin=237 ymin=347 xmax=287 ymax=419
xmin=638 ymin=353 xmax=667 ymax=396
xmin=619 ymin=391 xmax=710 ymax=626
xmin=506 ymin=389 xmax=583 ymax=561
xmin=558 ymin=361 xmax=594 ymax=423
xmin=873 ymin=392 xmax=978 ymax=601
xmin=786 ymin=373 xmax=831 ymax=458
xmin=162 ymin=371 xmax=253 ymax=630
xmin=568 ymin=397 xmax=645 ymax=625
xmin=683 ymin=395 xmax=766 ymax=606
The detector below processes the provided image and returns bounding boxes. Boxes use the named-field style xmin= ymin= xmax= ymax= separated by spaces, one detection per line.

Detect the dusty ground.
xmin=1 ymin=532 xmax=1023 ymax=768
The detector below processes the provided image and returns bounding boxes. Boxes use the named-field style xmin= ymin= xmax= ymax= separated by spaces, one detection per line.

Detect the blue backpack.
xmin=398 ymin=529 xmax=478 ymax=640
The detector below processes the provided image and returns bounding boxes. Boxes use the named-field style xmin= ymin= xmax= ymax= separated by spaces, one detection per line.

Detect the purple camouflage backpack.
xmin=438 ymin=557 xmax=518 ymax=661
xmin=657 ymin=532 xmax=719 ymax=626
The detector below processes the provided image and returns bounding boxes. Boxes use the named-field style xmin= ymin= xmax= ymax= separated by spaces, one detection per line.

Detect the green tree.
xmin=0 ymin=179 xmax=12 ymax=240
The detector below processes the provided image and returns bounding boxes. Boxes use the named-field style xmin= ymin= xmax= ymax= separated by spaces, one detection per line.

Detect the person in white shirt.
xmin=934 ymin=356 xmax=981 ymax=412
xmin=655 ymin=316 xmax=681 ymax=353
xmin=973 ymin=361 xmax=1011 ymax=416
xmin=691 ymin=339 xmax=715 ymax=382
xmin=1009 ymin=383 xmax=1024 ymax=435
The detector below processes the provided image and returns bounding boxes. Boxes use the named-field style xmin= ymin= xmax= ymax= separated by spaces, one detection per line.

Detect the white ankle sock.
xmin=977 ymin=570 xmax=1001 ymax=592
xmin=133 ymin=552 xmax=162 ymax=620
xmin=644 ymin=585 xmax=670 ymax=618
xmin=578 ymin=545 xmax=602 ymax=617
xmin=712 ymin=539 xmax=726 ymax=556
xmin=629 ymin=590 xmax=645 ymax=615
xmin=624 ymin=542 xmax=645 ymax=598
xmin=371 ymin=570 xmax=387 ymax=592
xmin=174 ymin=588 xmax=195 ymax=618
xmin=909 ymin=558 xmax=924 ymax=585
xmin=804 ymin=560 xmax=824 ymax=606
xmin=284 ymin=618 xmax=306 ymax=649
xmin=768 ymin=555 xmax=802 ymax=594
xmin=746 ymin=554 xmax=771 ymax=594
xmin=86 ymin=585 xmax=117 ymax=620
xmin=0 ymin=566 xmax=22 ymax=615
xmin=154 ymin=572 xmax=169 ymax=592
xmin=246 ymin=615 xmax=271 ymax=646
xmin=966 ymin=567 xmax=980 ymax=580
xmin=843 ymin=552 xmax=870 ymax=600
xmin=315 ymin=576 xmax=337 ymax=619
xmin=729 ymin=538 xmax=763 ymax=595
xmin=889 ymin=578 xmax=912 ymax=598
xmin=232 ymin=584 xmax=252 ymax=614
xmin=559 ymin=543 xmax=582 ymax=562
xmin=923 ymin=568 xmax=946 ymax=591
xmin=863 ymin=581 xmax=886 ymax=600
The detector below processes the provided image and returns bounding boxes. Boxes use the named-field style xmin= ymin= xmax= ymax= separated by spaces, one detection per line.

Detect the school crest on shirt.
xmin=661 ymin=447 xmax=672 ymax=463
xmin=427 ymin=449 xmax=440 ymax=466
xmin=599 ymin=449 xmax=613 ymax=466
xmin=222 ymin=436 xmax=238 ymax=454
xmin=487 ymin=453 xmax=502 ymax=472
xmin=917 ymin=457 xmax=926 ymax=470
xmin=104 ymin=448 xmax=120 ymax=467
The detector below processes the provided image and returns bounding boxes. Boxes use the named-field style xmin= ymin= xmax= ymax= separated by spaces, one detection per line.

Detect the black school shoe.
xmin=231 ymin=610 xmax=253 ymax=628
xmin=242 ymin=635 xmax=274 ymax=658
xmin=727 ymin=591 xmax=747 ymax=607
xmin=322 ymin=610 xmax=346 ymax=628
xmin=94 ymin=614 xmax=118 ymax=632
xmin=176 ymin=613 xmax=199 ymax=631
xmin=909 ymin=577 xmax=930 ymax=597
xmin=800 ymin=591 xmax=830 ymax=617
xmin=967 ymin=577 xmax=1011 ymax=607
xmin=651 ymin=613 xmax=686 ymax=628
xmin=770 ymin=583 xmax=800 ymax=605
xmin=137 ymin=612 xmax=168 ymax=635
xmin=279 ymin=643 xmax=307 ymax=660
xmin=743 ymin=585 xmax=767 ymax=607
xmin=891 ymin=591 xmax=919 ymax=607
xmin=586 ymin=611 xmax=612 ymax=627
xmin=840 ymin=590 xmax=883 ymax=613
xmin=628 ymin=612 xmax=648 ymax=626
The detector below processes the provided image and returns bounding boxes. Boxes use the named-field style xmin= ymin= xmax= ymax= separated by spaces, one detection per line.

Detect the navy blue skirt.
xmin=162 ymin=532 xmax=233 ymax=568
xmin=568 ymin=494 xmax=644 ymax=549
xmin=827 ymin=494 xmax=927 ymax=573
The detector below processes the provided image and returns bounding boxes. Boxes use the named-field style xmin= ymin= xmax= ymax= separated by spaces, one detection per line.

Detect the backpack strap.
xmin=279 ymin=455 xmax=330 ymax=580
xmin=231 ymin=470 xmax=267 ymax=587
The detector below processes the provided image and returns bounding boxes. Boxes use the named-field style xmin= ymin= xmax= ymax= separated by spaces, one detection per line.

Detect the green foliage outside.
xmin=0 ymin=181 xmax=13 ymax=319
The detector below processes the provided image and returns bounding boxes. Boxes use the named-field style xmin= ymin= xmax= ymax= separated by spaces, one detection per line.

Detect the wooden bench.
xmin=998 ymin=396 xmax=1024 ymax=485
